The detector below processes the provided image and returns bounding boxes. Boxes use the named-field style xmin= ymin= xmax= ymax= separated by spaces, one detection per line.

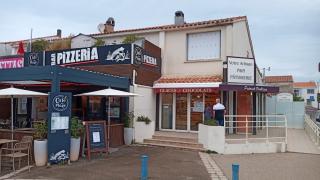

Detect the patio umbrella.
xmin=75 ymin=88 xmax=139 ymax=152
xmin=0 ymin=87 xmax=47 ymax=140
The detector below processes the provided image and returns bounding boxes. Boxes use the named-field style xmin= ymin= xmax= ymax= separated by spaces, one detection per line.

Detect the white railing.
xmin=224 ymin=115 xmax=287 ymax=144
xmin=304 ymin=114 xmax=320 ymax=146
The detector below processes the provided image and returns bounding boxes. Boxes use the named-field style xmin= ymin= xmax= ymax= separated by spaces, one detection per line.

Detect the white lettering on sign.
xmin=50 ymin=47 xmax=98 ymax=65
xmin=143 ymin=54 xmax=157 ymax=66
xmin=227 ymin=57 xmax=254 ymax=84
xmin=0 ymin=58 xmax=24 ymax=69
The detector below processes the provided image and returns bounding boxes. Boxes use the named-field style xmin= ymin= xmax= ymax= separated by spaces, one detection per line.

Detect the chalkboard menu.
xmin=84 ymin=121 xmax=108 ymax=160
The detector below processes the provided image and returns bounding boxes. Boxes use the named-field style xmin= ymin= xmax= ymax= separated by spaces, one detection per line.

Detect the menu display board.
xmin=84 ymin=121 xmax=108 ymax=160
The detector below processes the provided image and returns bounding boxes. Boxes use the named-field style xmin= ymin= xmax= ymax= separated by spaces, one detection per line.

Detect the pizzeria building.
xmin=0 ymin=11 xmax=279 ymax=154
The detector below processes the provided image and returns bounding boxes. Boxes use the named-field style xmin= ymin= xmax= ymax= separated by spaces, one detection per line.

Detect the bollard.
xmin=232 ymin=163 xmax=239 ymax=180
xmin=140 ymin=155 xmax=148 ymax=180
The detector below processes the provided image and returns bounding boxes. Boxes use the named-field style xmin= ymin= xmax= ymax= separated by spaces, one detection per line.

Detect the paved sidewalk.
xmin=287 ymin=129 xmax=320 ymax=154
xmin=212 ymin=152 xmax=320 ymax=180
xmin=13 ymin=145 xmax=210 ymax=180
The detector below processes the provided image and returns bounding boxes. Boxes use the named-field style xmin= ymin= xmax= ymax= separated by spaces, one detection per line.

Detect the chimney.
xmin=105 ymin=17 xmax=115 ymax=33
xmin=174 ymin=11 xmax=184 ymax=25
xmin=57 ymin=29 xmax=62 ymax=37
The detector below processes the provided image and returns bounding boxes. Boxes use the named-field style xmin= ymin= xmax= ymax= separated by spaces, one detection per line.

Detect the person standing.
xmin=213 ymin=98 xmax=226 ymax=126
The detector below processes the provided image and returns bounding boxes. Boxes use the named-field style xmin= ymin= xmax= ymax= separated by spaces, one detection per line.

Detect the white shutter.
xmin=187 ymin=31 xmax=220 ymax=61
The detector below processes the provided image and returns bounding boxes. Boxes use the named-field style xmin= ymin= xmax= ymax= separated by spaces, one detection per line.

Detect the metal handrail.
xmin=224 ymin=114 xmax=287 ymax=144
xmin=304 ymin=115 xmax=320 ymax=145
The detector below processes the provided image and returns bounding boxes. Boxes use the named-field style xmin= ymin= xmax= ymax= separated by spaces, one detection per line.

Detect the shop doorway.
xmin=236 ymin=91 xmax=252 ymax=133
xmin=159 ymin=91 xmax=219 ymax=132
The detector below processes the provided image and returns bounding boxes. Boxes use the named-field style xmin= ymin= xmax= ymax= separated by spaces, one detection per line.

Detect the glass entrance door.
xmin=175 ymin=94 xmax=188 ymax=130
xmin=161 ymin=93 xmax=173 ymax=129
xmin=190 ymin=93 xmax=203 ymax=131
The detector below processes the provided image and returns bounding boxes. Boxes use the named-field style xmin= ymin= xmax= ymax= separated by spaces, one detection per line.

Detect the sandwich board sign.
xmin=84 ymin=121 xmax=108 ymax=160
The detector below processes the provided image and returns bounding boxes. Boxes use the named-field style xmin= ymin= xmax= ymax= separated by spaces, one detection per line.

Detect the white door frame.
xmin=159 ymin=92 xmax=204 ymax=132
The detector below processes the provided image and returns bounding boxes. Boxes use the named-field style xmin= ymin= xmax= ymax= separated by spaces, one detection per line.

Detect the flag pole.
xmin=30 ymin=28 xmax=33 ymax=52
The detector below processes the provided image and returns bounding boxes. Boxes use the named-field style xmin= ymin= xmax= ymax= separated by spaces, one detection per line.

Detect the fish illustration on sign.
xmin=106 ymin=47 xmax=130 ymax=62
xmin=50 ymin=150 xmax=69 ymax=163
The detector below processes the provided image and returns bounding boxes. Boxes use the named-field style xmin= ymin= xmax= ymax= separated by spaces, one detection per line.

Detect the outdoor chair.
xmin=20 ymin=136 xmax=33 ymax=163
xmin=0 ymin=142 xmax=31 ymax=174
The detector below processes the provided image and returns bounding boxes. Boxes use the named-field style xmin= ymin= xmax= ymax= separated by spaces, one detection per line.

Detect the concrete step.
xmin=144 ymin=138 xmax=204 ymax=150
xmin=152 ymin=134 xmax=198 ymax=143
xmin=143 ymin=141 xmax=205 ymax=151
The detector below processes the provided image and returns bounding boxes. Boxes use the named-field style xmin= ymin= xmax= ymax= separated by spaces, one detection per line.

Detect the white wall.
xmin=232 ymin=21 xmax=253 ymax=58
xmin=71 ymin=35 xmax=97 ymax=49
xmin=132 ymin=85 xmax=156 ymax=142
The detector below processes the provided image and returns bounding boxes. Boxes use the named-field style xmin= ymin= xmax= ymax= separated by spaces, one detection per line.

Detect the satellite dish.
xmin=97 ymin=23 xmax=105 ymax=33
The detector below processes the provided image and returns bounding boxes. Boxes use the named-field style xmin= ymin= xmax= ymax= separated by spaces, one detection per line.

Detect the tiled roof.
xmin=0 ymin=35 xmax=61 ymax=44
xmin=155 ymin=75 xmax=222 ymax=84
xmin=265 ymin=75 xmax=293 ymax=83
xmin=293 ymin=82 xmax=317 ymax=88
xmin=91 ymin=16 xmax=247 ymax=36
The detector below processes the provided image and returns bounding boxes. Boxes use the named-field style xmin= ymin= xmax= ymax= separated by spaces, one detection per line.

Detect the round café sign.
xmin=52 ymin=95 xmax=69 ymax=111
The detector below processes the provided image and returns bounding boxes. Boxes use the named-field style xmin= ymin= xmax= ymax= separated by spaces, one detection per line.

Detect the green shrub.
xmin=70 ymin=116 xmax=84 ymax=138
xmin=34 ymin=121 xmax=47 ymax=140
xmin=204 ymin=119 xmax=218 ymax=126
xmin=136 ymin=115 xmax=152 ymax=125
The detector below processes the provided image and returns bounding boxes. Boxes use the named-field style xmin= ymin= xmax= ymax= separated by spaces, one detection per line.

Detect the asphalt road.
xmin=212 ymin=152 xmax=320 ymax=180
xmin=14 ymin=145 xmax=210 ymax=180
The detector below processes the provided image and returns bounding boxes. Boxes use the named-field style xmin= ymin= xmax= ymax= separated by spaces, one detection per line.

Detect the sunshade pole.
xmin=108 ymin=96 xmax=111 ymax=153
xmin=11 ymin=95 xmax=14 ymax=140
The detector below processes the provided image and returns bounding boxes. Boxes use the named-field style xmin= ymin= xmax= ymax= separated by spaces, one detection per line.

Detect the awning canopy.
xmin=153 ymin=75 xmax=222 ymax=93
xmin=219 ymin=83 xmax=279 ymax=93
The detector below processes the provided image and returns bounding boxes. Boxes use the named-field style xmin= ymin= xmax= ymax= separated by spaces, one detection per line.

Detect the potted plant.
xmin=135 ymin=115 xmax=154 ymax=143
xmin=136 ymin=115 xmax=152 ymax=125
xmin=70 ymin=116 xmax=84 ymax=161
xmin=33 ymin=121 xmax=48 ymax=166
xmin=123 ymin=112 xmax=134 ymax=145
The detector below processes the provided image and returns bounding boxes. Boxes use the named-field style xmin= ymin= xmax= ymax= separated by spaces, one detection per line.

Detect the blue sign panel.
xmin=133 ymin=44 xmax=160 ymax=70
xmin=101 ymin=44 xmax=132 ymax=65
xmin=47 ymin=92 xmax=72 ymax=164
xmin=44 ymin=44 xmax=132 ymax=66
xmin=24 ymin=52 xmax=44 ymax=67
xmin=88 ymin=123 xmax=106 ymax=149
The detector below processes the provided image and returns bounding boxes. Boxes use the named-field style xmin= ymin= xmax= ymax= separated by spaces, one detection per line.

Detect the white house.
xmin=294 ymin=81 xmax=318 ymax=108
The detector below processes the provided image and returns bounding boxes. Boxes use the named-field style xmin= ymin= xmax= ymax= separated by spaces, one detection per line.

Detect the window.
xmin=294 ymin=89 xmax=300 ymax=96
xmin=187 ymin=31 xmax=221 ymax=61
xmin=307 ymin=89 xmax=314 ymax=94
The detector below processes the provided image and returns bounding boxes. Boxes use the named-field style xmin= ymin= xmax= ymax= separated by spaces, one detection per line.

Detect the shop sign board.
xmin=47 ymin=92 xmax=72 ymax=164
xmin=0 ymin=56 xmax=24 ymax=69
xmin=24 ymin=44 xmax=133 ymax=67
xmin=23 ymin=44 xmax=160 ymax=68
xmin=24 ymin=52 xmax=44 ymax=67
xmin=133 ymin=44 xmax=159 ymax=67
xmin=277 ymin=93 xmax=293 ymax=102
xmin=155 ymin=88 xmax=217 ymax=93
xmin=219 ymin=84 xmax=279 ymax=93
xmin=227 ymin=57 xmax=254 ymax=84
xmin=84 ymin=121 xmax=108 ymax=160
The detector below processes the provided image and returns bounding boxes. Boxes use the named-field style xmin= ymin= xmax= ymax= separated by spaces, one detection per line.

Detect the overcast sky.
xmin=0 ymin=0 xmax=319 ymax=82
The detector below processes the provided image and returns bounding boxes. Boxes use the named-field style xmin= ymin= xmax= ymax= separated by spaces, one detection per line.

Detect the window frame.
xmin=186 ymin=31 xmax=221 ymax=62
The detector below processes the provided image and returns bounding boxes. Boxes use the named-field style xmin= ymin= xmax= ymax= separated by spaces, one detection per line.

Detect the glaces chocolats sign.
xmin=155 ymin=88 xmax=217 ymax=93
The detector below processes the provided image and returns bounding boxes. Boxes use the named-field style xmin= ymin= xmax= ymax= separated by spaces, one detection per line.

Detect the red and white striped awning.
xmin=153 ymin=75 xmax=222 ymax=93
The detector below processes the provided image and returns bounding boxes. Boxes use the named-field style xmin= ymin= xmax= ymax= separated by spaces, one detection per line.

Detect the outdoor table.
xmin=0 ymin=139 xmax=17 ymax=148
